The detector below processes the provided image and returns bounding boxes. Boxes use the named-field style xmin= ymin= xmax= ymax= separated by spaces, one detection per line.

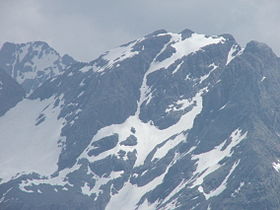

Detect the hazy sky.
xmin=1 ymin=0 xmax=280 ymax=61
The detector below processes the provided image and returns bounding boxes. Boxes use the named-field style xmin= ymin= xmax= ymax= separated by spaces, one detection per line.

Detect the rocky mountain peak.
xmin=1 ymin=28 xmax=280 ymax=210
xmin=0 ymin=41 xmax=77 ymax=95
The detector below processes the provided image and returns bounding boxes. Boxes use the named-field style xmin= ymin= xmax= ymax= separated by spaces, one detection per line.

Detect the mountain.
xmin=0 ymin=41 xmax=76 ymax=95
xmin=1 ymin=29 xmax=280 ymax=210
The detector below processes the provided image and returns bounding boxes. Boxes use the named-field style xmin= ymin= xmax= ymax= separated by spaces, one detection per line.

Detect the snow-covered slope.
xmin=1 ymin=29 xmax=280 ymax=210
xmin=0 ymin=96 xmax=65 ymax=184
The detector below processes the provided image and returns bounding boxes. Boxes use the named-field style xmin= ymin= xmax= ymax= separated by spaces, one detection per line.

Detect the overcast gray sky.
xmin=1 ymin=0 xmax=279 ymax=61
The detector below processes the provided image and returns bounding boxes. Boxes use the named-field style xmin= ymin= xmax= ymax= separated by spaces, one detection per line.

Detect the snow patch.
xmin=203 ymin=160 xmax=240 ymax=200
xmin=152 ymin=133 xmax=186 ymax=161
xmin=81 ymin=182 xmax=91 ymax=196
xmin=231 ymin=182 xmax=245 ymax=197
xmin=106 ymin=164 xmax=173 ymax=210
xmin=81 ymin=171 xmax=124 ymax=197
xmin=19 ymin=163 xmax=81 ymax=191
xmin=137 ymin=200 xmax=158 ymax=210
xmin=165 ymin=97 xmax=193 ymax=113
xmin=0 ymin=97 xmax=65 ymax=184
xmin=79 ymin=79 xmax=86 ymax=87
xmin=219 ymin=104 xmax=227 ymax=111
xmin=0 ymin=187 xmax=12 ymax=204
xmin=99 ymin=41 xmax=139 ymax=71
xmin=78 ymin=91 xmax=85 ymax=98
xmin=171 ymin=61 xmax=184 ymax=74
xmin=226 ymin=45 xmax=243 ymax=65
xmin=191 ymin=129 xmax=247 ymax=189
xmin=261 ymin=76 xmax=266 ymax=82
xmin=273 ymin=160 xmax=280 ymax=172
xmin=150 ymin=33 xmax=225 ymax=72
xmin=199 ymin=63 xmax=218 ymax=84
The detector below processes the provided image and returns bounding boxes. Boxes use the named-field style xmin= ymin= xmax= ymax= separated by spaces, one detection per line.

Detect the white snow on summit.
xmin=150 ymin=33 xmax=225 ymax=72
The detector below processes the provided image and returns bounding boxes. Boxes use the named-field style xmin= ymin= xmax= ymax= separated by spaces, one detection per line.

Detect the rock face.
xmin=1 ymin=29 xmax=280 ymax=210
xmin=0 ymin=68 xmax=25 ymax=116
